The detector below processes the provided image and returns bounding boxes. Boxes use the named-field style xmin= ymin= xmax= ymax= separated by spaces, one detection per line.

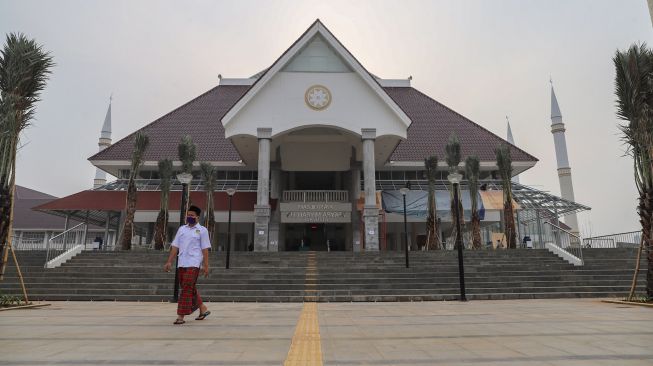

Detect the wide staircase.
xmin=0 ymin=248 xmax=646 ymax=302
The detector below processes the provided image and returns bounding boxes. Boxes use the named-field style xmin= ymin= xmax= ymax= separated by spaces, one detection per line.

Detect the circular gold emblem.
xmin=304 ymin=85 xmax=331 ymax=111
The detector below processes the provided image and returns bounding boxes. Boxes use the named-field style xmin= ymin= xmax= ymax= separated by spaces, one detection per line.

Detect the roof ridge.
xmin=404 ymin=87 xmax=538 ymax=162
xmin=89 ymin=85 xmax=225 ymax=162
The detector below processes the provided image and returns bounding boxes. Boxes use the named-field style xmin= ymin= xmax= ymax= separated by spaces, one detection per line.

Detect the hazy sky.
xmin=1 ymin=0 xmax=651 ymax=236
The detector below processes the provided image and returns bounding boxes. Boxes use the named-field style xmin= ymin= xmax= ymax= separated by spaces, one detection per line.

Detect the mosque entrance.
xmin=284 ymin=223 xmax=346 ymax=251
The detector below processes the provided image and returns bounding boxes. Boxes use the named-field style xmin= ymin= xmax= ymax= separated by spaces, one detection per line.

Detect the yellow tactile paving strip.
xmin=283 ymin=252 xmax=323 ymax=365
xmin=283 ymin=302 xmax=323 ymax=366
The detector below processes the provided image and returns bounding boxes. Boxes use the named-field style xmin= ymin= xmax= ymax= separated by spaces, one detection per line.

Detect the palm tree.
xmin=153 ymin=159 xmax=173 ymax=250
xmin=424 ymin=155 xmax=441 ymax=249
xmin=178 ymin=135 xmax=197 ymax=214
xmin=445 ymin=133 xmax=464 ymax=248
xmin=119 ymin=131 xmax=149 ymax=250
xmin=495 ymin=144 xmax=517 ymax=249
xmin=200 ymin=162 xmax=216 ymax=248
xmin=614 ymin=43 xmax=653 ymax=299
xmin=0 ymin=33 xmax=53 ymax=272
xmin=465 ymin=155 xmax=482 ymax=249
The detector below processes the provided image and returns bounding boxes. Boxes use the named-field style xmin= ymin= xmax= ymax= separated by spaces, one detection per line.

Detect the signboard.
xmin=280 ymin=202 xmax=352 ymax=223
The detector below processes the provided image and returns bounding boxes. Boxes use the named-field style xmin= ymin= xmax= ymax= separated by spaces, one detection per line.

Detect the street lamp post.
xmin=173 ymin=172 xmax=193 ymax=302
xmin=399 ymin=181 xmax=411 ymax=269
xmin=225 ymin=188 xmax=236 ymax=269
xmin=448 ymin=172 xmax=467 ymax=301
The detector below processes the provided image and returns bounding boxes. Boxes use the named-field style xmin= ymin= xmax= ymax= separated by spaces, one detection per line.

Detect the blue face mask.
xmin=186 ymin=216 xmax=197 ymax=225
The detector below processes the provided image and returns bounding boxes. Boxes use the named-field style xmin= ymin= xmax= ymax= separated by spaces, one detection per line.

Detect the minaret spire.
xmin=506 ymin=116 xmax=519 ymax=184
xmin=549 ymin=82 xmax=579 ymax=233
xmin=94 ymin=96 xmax=112 ymax=188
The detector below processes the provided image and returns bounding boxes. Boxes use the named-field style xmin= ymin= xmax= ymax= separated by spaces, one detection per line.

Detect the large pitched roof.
xmin=385 ymin=87 xmax=537 ymax=162
xmin=90 ymin=84 xmax=537 ymax=164
xmin=89 ymin=85 xmax=247 ymax=162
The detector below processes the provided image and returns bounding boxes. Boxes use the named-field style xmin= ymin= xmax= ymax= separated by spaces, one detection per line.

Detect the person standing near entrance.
xmin=164 ymin=205 xmax=211 ymax=324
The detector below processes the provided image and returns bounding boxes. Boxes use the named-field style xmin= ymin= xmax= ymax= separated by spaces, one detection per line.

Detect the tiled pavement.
xmin=0 ymin=299 xmax=651 ymax=365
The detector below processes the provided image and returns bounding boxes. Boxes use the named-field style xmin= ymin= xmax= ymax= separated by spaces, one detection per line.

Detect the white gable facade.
xmin=220 ymin=20 xmax=413 ymax=252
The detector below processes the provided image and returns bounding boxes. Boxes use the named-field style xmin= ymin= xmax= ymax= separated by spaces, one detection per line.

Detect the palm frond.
xmin=495 ymin=144 xmax=512 ymax=181
xmin=178 ymin=135 xmax=196 ymax=174
xmin=200 ymin=162 xmax=215 ymax=190
xmin=129 ymin=131 xmax=149 ymax=176
xmin=465 ymin=155 xmax=480 ymax=212
xmin=445 ymin=133 xmax=461 ymax=171
xmin=158 ymin=159 xmax=173 ymax=207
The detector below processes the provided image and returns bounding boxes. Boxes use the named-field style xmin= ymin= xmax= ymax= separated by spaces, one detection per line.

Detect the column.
xmin=254 ymin=127 xmax=272 ymax=251
xmin=350 ymin=160 xmax=362 ymax=252
xmin=268 ymin=164 xmax=281 ymax=252
xmin=104 ymin=211 xmax=111 ymax=249
xmin=361 ymin=128 xmax=379 ymax=251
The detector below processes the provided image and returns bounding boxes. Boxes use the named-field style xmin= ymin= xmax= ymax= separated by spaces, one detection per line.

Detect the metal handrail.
xmin=282 ymin=190 xmax=349 ymax=203
xmin=45 ymin=223 xmax=86 ymax=268
xmin=543 ymin=221 xmax=584 ymax=265
xmin=583 ymin=230 xmax=640 ymax=249
xmin=47 ymin=223 xmax=85 ymax=243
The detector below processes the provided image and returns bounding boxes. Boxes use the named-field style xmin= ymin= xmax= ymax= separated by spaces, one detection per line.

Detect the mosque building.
xmin=35 ymin=20 xmax=588 ymax=252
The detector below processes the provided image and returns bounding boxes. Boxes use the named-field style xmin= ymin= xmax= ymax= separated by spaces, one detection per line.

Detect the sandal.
xmin=195 ymin=310 xmax=211 ymax=320
xmin=173 ymin=319 xmax=185 ymax=325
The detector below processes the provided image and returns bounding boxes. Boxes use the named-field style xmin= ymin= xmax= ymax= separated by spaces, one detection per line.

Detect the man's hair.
xmin=188 ymin=205 xmax=201 ymax=216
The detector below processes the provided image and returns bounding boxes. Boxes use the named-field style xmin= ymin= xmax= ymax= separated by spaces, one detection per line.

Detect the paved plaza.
xmin=0 ymin=299 xmax=651 ymax=365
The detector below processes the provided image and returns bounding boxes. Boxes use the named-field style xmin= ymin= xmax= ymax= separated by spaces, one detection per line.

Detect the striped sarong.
xmin=177 ymin=267 xmax=203 ymax=315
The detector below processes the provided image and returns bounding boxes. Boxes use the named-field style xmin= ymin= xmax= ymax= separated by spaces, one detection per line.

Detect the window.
xmin=391 ymin=171 xmax=404 ymax=180
xmin=217 ymin=171 xmax=227 ymax=179
xmin=379 ymin=171 xmax=391 ymax=180
xmin=227 ymin=171 xmax=239 ymax=180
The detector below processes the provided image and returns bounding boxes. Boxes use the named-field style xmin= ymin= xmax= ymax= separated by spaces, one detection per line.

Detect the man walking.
xmin=164 ymin=205 xmax=211 ymax=324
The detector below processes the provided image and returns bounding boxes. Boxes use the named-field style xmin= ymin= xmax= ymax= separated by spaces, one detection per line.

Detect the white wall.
xmin=224 ymin=72 xmax=408 ymax=139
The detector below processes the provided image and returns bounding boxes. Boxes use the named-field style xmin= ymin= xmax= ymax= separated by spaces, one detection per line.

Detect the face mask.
xmin=186 ymin=216 xmax=197 ymax=225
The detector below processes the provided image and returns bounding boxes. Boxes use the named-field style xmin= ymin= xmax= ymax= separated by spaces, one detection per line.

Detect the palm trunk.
xmin=206 ymin=208 xmax=215 ymax=248
xmin=120 ymin=179 xmax=137 ymax=250
xmin=471 ymin=211 xmax=482 ymax=249
xmin=426 ymin=188 xmax=441 ymax=250
xmin=643 ymin=187 xmax=653 ymax=299
xmin=0 ymin=138 xmax=17 ymax=268
xmin=0 ymin=156 xmax=17 ymax=277
xmin=204 ymin=191 xmax=215 ymax=247
xmin=451 ymin=190 xmax=465 ymax=249
xmin=504 ymin=200 xmax=517 ymax=249
xmin=153 ymin=209 xmax=167 ymax=250
xmin=628 ymin=234 xmax=645 ymax=301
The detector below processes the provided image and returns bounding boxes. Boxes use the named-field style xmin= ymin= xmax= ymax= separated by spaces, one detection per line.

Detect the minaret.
xmin=550 ymin=83 xmax=579 ymax=233
xmin=506 ymin=117 xmax=519 ymax=184
xmin=93 ymin=97 xmax=112 ymax=188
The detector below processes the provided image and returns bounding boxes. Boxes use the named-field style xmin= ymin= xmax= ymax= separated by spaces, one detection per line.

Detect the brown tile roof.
xmin=34 ymin=190 xmax=263 ymax=212
xmin=12 ymin=186 xmax=80 ymax=230
xmin=385 ymin=87 xmax=537 ymax=162
xmin=90 ymin=85 xmax=537 ymax=164
xmin=89 ymin=85 xmax=248 ymax=162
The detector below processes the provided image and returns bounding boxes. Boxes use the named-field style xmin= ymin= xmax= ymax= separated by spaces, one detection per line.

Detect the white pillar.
xmin=268 ymin=165 xmax=281 ymax=252
xmin=254 ymin=128 xmax=272 ymax=251
xmin=350 ymin=160 xmax=361 ymax=252
xmin=361 ymin=128 xmax=379 ymax=251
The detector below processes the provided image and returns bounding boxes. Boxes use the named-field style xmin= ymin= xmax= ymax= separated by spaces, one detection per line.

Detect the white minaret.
xmin=550 ymin=83 xmax=579 ymax=233
xmin=93 ymin=97 xmax=112 ymax=188
xmin=506 ymin=116 xmax=519 ymax=184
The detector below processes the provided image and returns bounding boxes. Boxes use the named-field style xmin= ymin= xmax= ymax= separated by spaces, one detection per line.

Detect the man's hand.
xmin=202 ymin=266 xmax=209 ymax=278
xmin=164 ymin=262 xmax=172 ymax=272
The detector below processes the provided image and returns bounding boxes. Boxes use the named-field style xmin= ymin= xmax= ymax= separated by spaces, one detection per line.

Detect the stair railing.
xmin=543 ymin=221 xmax=584 ymax=266
xmin=45 ymin=223 xmax=86 ymax=268
xmin=582 ymin=231 xmax=640 ymax=249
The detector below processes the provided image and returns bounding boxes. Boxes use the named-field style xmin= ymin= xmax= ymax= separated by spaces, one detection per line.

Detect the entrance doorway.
xmin=284 ymin=223 xmax=346 ymax=251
